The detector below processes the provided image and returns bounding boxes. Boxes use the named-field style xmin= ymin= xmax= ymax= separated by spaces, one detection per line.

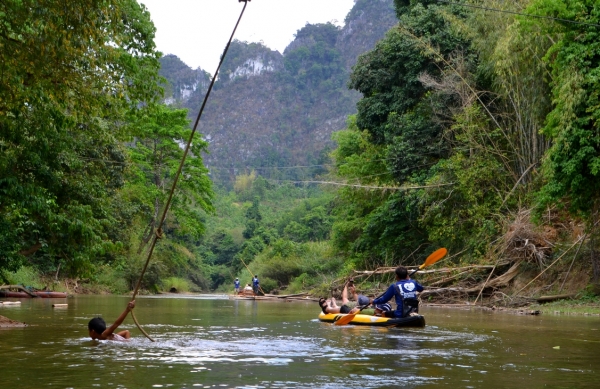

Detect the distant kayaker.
xmin=234 ymin=278 xmax=241 ymax=295
xmin=88 ymin=300 xmax=135 ymax=341
xmin=370 ymin=266 xmax=423 ymax=318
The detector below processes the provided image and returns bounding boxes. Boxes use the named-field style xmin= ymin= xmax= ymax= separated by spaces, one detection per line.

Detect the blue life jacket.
xmin=374 ymin=279 xmax=424 ymax=318
xmin=397 ymin=279 xmax=424 ymax=300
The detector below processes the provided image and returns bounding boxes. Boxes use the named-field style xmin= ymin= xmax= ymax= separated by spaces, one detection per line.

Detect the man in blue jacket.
xmin=234 ymin=278 xmax=241 ymax=294
xmin=252 ymin=275 xmax=260 ymax=295
xmin=370 ymin=266 xmax=424 ymax=318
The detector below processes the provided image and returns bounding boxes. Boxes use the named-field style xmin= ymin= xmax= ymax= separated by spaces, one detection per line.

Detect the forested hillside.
xmin=0 ymin=1 xmax=214 ymax=293
xmin=160 ymin=0 xmax=397 ymax=184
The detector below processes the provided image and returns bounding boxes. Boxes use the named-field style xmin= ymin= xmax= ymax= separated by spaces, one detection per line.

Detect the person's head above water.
xmin=88 ymin=317 xmax=106 ymax=339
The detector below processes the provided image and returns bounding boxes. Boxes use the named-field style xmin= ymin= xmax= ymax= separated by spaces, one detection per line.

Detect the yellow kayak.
xmin=318 ymin=312 xmax=426 ymax=327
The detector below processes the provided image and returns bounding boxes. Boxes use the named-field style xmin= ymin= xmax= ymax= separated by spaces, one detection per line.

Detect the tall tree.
xmin=126 ymin=104 xmax=214 ymax=252
xmin=331 ymin=1 xmax=471 ymax=264
xmin=0 ymin=0 xmax=162 ymax=274
xmin=528 ymin=0 xmax=600 ymax=215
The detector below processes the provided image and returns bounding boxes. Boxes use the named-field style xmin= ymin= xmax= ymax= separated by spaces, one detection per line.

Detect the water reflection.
xmin=0 ymin=297 xmax=598 ymax=388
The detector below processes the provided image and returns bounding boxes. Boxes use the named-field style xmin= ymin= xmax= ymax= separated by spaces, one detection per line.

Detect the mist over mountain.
xmin=158 ymin=0 xmax=397 ymax=185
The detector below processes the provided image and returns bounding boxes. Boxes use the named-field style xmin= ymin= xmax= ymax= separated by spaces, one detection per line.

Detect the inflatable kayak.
xmin=318 ymin=312 xmax=425 ymax=327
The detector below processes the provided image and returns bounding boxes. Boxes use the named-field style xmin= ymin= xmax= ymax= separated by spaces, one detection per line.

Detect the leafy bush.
xmin=92 ymin=265 xmax=129 ymax=294
xmin=1 ymin=266 xmax=42 ymax=288
xmin=260 ymin=277 xmax=278 ymax=294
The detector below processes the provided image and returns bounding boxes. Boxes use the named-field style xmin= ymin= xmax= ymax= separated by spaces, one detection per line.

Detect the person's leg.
xmin=342 ymin=284 xmax=350 ymax=305
xmin=326 ymin=299 xmax=341 ymax=314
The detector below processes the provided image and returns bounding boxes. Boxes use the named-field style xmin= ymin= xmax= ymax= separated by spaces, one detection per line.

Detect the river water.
xmin=0 ymin=295 xmax=598 ymax=388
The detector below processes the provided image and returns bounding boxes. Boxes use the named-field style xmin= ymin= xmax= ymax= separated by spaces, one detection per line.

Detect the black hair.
xmin=395 ymin=266 xmax=408 ymax=280
xmin=318 ymin=298 xmax=328 ymax=314
xmin=88 ymin=317 xmax=106 ymax=334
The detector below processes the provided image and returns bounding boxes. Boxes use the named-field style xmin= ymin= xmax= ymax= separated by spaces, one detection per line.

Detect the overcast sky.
xmin=139 ymin=0 xmax=355 ymax=72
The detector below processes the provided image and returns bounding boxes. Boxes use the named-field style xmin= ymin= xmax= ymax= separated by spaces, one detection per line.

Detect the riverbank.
xmin=422 ymin=301 xmax=600 ymax=316
xmin=0 ymin=315 xmax=27 ymax=327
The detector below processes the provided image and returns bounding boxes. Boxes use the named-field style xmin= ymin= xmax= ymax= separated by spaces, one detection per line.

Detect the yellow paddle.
xmin=409 ymin=247 xmax=447 ymax=276
xmin=333 ymin=248 xmax=448 ymax=326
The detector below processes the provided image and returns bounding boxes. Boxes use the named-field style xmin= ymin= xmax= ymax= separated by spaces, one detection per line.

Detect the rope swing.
xmin=130 ymin=0 xmax=252 ymax=342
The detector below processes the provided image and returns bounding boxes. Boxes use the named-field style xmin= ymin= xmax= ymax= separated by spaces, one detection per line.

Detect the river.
xmin=0 ymin=295 xmax=598 ymax=388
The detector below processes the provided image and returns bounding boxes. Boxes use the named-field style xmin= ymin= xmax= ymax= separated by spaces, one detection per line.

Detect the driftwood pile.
xmin=344 ymin=261 xmax=523 ymax=306
xmin=331 ymin=210 xmax=582 ymax=308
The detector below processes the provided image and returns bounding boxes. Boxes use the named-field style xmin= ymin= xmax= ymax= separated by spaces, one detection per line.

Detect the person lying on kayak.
xmin=318 ymin=282 xmax=370 ymax=314
xmin=88 ymin=300 xmax=135 ymax=341
xmin=319 ymin=297 xmax=359 ymax=314
xmin=370 ymin=266 xmax=423 ymax=318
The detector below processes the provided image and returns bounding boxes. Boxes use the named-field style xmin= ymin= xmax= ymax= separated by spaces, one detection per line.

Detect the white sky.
xmin=139 ymin=0 xmax=355 ymax=71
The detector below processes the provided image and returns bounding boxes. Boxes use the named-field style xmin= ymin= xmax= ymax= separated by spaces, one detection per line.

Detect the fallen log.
xmin=421 ymin=261 xmax=521 ymax=298
xmin=0 ymin=285 xmax=38 ymax=297
xmin=269 ymin=292 xmax=309 ymax=299
xmin=429 ymin=269 xmax=480 ymax=287
xmin=351 ymin=263 xmax=510 ymax=278
xmin=536 ymin=294 xmax=576 ymax=303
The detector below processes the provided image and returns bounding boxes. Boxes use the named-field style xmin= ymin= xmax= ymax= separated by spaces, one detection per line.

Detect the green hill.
xmin=158 ymin=0 xmax=397 ymax=185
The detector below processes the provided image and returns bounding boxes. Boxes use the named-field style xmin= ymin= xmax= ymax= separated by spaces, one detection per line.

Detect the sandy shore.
xmin=0 ymin=315 xmax=27 ymax=328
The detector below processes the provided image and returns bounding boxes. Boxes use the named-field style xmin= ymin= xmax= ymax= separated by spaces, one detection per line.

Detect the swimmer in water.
xmin=88 ymin=300 xmax=135 ymax=341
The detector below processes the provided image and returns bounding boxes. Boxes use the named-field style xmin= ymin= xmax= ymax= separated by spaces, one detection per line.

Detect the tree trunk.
xmin=18 ymin=241 xmax=42 ymax=256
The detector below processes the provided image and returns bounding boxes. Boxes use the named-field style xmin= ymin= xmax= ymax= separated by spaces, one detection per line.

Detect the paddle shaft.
xmin=409 ymin=267 xmax=422 ymax=277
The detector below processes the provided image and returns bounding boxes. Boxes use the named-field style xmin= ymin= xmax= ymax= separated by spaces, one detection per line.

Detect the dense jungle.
xmin=1 ymin=0 xmax=599 ymax=312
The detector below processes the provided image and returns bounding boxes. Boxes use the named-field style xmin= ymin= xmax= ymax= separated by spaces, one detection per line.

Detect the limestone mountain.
xmin=158 ymin=0 xmax=397 ymax=185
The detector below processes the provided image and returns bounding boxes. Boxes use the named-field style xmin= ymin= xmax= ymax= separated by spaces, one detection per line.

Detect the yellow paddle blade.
xmin=334 ymin=313 xmax=357 ymax=326
xmin=420 ymin=248 xmax=448 ymax=269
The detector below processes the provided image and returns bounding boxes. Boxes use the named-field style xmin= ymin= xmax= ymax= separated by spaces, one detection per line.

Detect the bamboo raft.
xmin=229 ymin=292 xmax=318 ymax=301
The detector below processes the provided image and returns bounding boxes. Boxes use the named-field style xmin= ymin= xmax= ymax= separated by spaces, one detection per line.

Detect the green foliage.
xmin=126 ymin=104 xmax=214 ymax=245
xmin=350 ymin=2 xmax=469 ymax=147
xmin=525 ymin=0 xmax=600 ymax=216
xmin=280 ymin=23 xmax=347 ymax=103
xmin=1 ymin=266 xmax=42 ymax=288
xmin=420 ymin=104 xmax=510 ymax=255
xmin=0 ymin=0 xmax=162 ymax=274
xmin=249 ymin=240 xmax=344 ymax=292
xmin=91 ymin=265 xmax=130 ymax=294
xmin=161 ymin=277 xmax=192 ymax=293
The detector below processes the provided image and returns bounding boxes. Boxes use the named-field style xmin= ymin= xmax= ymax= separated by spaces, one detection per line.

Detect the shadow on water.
xmin=0 ymin=296 xmax=598 ymax=388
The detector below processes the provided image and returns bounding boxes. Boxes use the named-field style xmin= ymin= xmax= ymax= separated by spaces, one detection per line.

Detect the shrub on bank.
xmin=161 ymin=277 xmax=191 ymax=293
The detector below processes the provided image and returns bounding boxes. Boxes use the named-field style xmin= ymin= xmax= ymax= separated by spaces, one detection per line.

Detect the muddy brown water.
xmin=0 ymin=295 xmax=598 ymax=388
